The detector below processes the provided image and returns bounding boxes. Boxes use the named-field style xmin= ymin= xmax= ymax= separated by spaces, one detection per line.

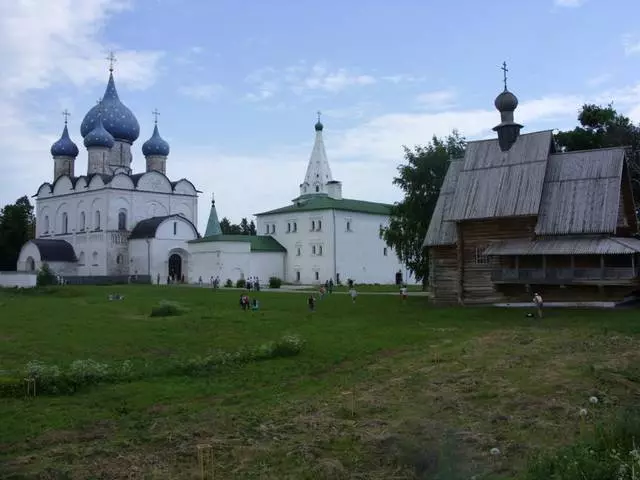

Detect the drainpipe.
xmin=146 ymin=238 xmax=151 ymax=282
xmin=332 ymin=209 xmax=337 ymax=282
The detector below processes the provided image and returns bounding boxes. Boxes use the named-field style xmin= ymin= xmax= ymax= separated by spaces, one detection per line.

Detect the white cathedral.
xmin=15 ymin=62 xmax=409 ymax=286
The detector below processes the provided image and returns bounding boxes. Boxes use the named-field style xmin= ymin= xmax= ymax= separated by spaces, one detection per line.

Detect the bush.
xmin=224 ymin=278 xmax=233 ymax=288
xmin=36 ymin=263 xmax=58 ymax=287
xmin=268 ymin=276 xmax=282 ymax=289
xmin=150 ymin=300 xmax=185 ymax=317
xmin=236 ymin=278 xmax=246 ymax=288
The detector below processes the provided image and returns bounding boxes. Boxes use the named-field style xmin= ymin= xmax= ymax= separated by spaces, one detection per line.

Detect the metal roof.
xmin=449 ymin=130 xmax=553 ymax=221
xmin=255 ymin=196 xmax=392 ymax=216
xmin=535 ymin=148 xmax=626 ymax=235
xmin=189 ymin=235 xmax=286 ymax=252
xmin=129 ymin=215 xmax=200 ymax=240
xmin=31 ymin=239 xmax=77 ymax=262
xmin=423 ymin=159 xmax=463 ymax=246
xmin=484 ymin=236 xmax=640 ymax=256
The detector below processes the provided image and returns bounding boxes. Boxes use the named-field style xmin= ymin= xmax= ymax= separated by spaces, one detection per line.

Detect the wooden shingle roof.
xmin=423 ymin=159 xmax=463 ymax=246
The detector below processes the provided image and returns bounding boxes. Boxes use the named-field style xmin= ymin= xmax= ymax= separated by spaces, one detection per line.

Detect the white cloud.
xmin=416 ymin=90 xmax=458 ymax=110
xmin=177 ymin=83 xmax=224 ymax=101
xmin=622 ymin=34 xmax=640 ymax=56
xmin=554 ymin=0 xmax=586 ymax=7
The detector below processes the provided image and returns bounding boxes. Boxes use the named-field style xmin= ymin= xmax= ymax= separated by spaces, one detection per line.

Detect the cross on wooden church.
xmin=317 ymin=111 xmax=322 ymax=122
xmin=106 ymin=51 xmax=117 ymax=72
xmin=152 ymin=108 xmax=160 ymax=124
xmin=62 ymin=109 xmax=70 ymax=125
xmin=501 ymin=61 xmax=509 ymax=90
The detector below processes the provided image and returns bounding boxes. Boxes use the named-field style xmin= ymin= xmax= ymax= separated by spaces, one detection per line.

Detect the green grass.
xmin=2 ymin=285 xmax=640 ymax=479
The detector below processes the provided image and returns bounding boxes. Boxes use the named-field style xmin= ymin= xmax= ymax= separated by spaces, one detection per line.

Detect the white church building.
xmin=14 ymin=60 xmax=409 ymax=286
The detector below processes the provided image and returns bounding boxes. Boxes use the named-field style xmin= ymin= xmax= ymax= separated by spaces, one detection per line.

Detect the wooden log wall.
xmin=498 ymin=284 xmax=637 ymax=302
xmin=429 ymin=246 xmax=458 ymax=304
xmin=460 ymin=217 xmax=537 ymax=304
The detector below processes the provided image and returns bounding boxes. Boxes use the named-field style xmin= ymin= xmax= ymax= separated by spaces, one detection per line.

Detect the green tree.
xmin=555 ymin=103 xmax=640 ymax=204
xmin=0 ymin=196 xmax=35 ymax=271
xmin=381 ymin=131 xmax=466 ymax=287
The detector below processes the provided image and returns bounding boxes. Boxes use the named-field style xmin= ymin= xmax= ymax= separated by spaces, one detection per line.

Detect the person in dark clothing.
xmin=308 ymin=295 xmax=316 ymax=312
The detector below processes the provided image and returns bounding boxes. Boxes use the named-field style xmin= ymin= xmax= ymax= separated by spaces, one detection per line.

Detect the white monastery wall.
xmin=16 ymin=242 xmax=42 ymax=272
xmin=248 ymin=252 xmax=286 ymax=282
xmin=0 ymin=273 xmax=37 ymax=288
xmin=189 ymin=241 xmax=251 ymax=284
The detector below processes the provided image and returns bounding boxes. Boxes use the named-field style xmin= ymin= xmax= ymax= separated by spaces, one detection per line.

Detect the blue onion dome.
xmin=494 ymin=89 xmax=519 ymax=112
xmin=80 ymin=72 xmax=140 ymax=143
xmin=83 ymin=116 xmax=115 ymax=148
xmin=142 ymin=124 xmax=170 ymax=156
xmin=50 ymin=124 xmax=79 ymax=157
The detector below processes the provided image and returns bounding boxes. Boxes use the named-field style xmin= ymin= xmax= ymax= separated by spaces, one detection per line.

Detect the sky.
xmin=3 ymin=0 xmax=640 ymax=232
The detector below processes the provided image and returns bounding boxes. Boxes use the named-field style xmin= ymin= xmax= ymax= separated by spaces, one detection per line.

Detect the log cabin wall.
xmin=429 ymin=246 xmax=458 ymax=304
xmin=460 ymin=216 xmax=537 ymax=303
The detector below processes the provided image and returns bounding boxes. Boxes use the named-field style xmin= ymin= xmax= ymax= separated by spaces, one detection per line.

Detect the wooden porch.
xmin=491 ymin=266 xmax=639 ymax=284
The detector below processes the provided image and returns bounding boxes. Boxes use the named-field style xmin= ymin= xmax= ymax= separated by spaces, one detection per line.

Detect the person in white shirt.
xmin=349 ymin=288 xmax=357 ymax=304
xmin=533 ymin=292 xmax=543 ymax=318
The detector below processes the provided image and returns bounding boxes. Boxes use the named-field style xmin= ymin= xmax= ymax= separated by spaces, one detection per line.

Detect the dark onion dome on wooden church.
xmin=50 ymin=119 xmax=79 ymax=157
xmin=80 ymin=58 xmax=140 ymax=144
xmin=142 ymin=122 xmax=170 ymax=156
xmin=83 ymin=114 xmax=115 ymax=149
xmin=492 ymin=62 xmax=523 ymax=152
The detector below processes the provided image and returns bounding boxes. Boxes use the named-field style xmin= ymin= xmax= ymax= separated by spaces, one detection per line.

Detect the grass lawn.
xmin=1 ymin=285 xmax=640 ymax=479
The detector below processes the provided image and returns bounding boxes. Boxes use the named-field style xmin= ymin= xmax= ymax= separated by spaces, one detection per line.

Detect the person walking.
xmin=533 ymin=292 xmax=544 ymax=318
xmin=349 ymin=286 xmax=357 ymax=304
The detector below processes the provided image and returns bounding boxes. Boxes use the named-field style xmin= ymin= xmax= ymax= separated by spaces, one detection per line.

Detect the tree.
xmin=219 ymin=217 xmax=257 ymax=235
xmin=554 ymin=103 xmax=640 ymax=204
xmin=0 ymin=196 xmax=35 ymax=271
xmin=381 ymin=131 xmax=466 ymax=287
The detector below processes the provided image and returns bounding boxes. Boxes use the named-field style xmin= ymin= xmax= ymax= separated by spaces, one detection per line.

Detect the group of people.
xmin=239 ymin=293 xmax=259 ymax=311
xmin=246 ymin=277 xmax=260 ymax=291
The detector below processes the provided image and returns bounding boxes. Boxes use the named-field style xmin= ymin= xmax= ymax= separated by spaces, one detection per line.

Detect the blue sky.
xmin=2 ymin=0 xmax=640 ymax=231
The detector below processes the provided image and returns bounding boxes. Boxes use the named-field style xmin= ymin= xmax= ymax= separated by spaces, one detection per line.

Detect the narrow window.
xmin=315 ymin=185 xmax=319 ymax=192
xmin=312 ymin=245 xmax=316 ymax=255
xmin=475 ymin=246 xmax=489 ymax=265
xmin=95 ymin=211 xmax=101 ymax=230
xmin=44 ymin=215 xmax=49 ymax=234
xmin=346 ymin=221 xmax=351 ymax=232
xmin=265 ymin=224 xmax=269 ymax=234
xmin=317 ymin=220 xmax=322 ymax=231
xmin=118 ymin=211 xmax=126 ymax=230
xmin=315 ymin=271 xmax=319 ymax=281
xmin=296 ymin=271 xmax=301 ymax=282
xmin=319 ymin=245 xmax=323 ymax=256
xmin=80 ymin=212 xmax=85 ymax=231
xmin=116 ymin=254 xmax=123 ymax=264
xmin=383 ymin=247 xmax=388 ymax=256
xmin=297 ymin=247 xmax=301 ymax=256
xmin=311 ymin=220 xmax=316 ymax=231
xmin=287 ymin=223 xmax=291 ymax=233
xmin=92 ymin=251 xmax=98 ymax=265
xmin=173 ymin=222 xmax=177 ymax=235
xmin=271 ymin=224 xmax=276 ymax=234
xmin=62 ymin=212 xmax=68 ymax=234
xmin=293 ymin=222 xmax=297 ymax=232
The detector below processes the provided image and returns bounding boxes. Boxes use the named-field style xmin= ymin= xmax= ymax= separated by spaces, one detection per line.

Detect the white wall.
xmin=0 ymin=272 xmax=37 ymax=288
xmin=256 ymin=209 xmax=411 ymax=285
xmin=248 ymin=252 xmax=285 ymax=282
xmin=16 ymin=242 xmax=42 ymax=272
xmin=189 ymin=241 xmax=252 ymax=284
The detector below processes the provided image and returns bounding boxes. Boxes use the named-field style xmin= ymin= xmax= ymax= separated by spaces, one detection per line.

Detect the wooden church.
xmin=423 ymin=68 xmax=640 ymax=304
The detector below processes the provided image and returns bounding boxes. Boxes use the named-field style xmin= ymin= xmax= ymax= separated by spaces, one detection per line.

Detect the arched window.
xmin=118 ymin=211 xmax=127 ymax=230
xmin=116 ymin=254 xmax=123 ymax=264
xmin=315 ymin=185 xmax=320 ymax=192
xmin=43 ymin=215 xmax=49 ymax=234
xmin=78 ymin=252 xmax=85 ymax=265
xmin=80 ymin=212 xmax=86 ymax=231
xmin=94 ymin=211 xmax=101 ymax=230
xmin=62 ymin=212 xmax=68 ymax=234
xmin=92 ymin=251 xmax=98 ymax=265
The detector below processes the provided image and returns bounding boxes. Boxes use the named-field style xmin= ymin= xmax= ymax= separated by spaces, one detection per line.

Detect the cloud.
xmin=554 ymin=0 xmax=586 ymax=7
xmin=415 ymin=90 xmax=458 ymax=110
xmin=245 ymin=62 xmax=378 ymax=101
xmin=178 ymin=83 xmax=224 ymax=101
xmin=622 ymin=33 xmax=640 ymax=56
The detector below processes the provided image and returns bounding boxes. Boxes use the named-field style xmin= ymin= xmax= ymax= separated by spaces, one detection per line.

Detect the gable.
xmin=535 ymin=148 xmax=625 ymax=235
xmin=449 ymin=130 xmax=553 ymax=221
xmin=423 ymin=159 xmax=463 ymax=246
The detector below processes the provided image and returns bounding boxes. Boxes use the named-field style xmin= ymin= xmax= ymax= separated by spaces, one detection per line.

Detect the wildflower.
xmin=579 ymin=408 xmax=588 ymax=417
xmin=490 ymin=447 xmax=501 ymax=456
xmin=589 ymin=396 xmax=599 ymax=404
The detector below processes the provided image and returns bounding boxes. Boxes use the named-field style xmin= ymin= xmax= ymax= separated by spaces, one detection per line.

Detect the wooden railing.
xmin=491 ymin=267 xmax=638 ymax=283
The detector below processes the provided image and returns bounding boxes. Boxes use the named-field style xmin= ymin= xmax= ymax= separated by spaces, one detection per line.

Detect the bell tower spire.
xmin=300 ymin=113 xmax=334 ymax=196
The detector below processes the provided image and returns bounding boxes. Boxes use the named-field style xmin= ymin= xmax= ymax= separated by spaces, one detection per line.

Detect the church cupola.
xmin=80 ymin=52 xmax=139 ymax=171
xmin=142 ymin=109 xmax=170 ymax=174
xmin=85 ymin=101 xmax=115 ymax=174
xmin=51 ymin=110 xmax=79 ymax=180
xmin=492 ymin=62 xmax=523 ymax=152
xmin=204 ymin=193 xmax=223 ymax=237
xmin=300 ymin=112 xmax=341 ymax=198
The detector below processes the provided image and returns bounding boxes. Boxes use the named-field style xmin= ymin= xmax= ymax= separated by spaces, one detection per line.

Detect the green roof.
xmin=255 ymin=195 xmax=393 ymax=216
xmin=189 ymin=234 xmax=286 ymax=253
